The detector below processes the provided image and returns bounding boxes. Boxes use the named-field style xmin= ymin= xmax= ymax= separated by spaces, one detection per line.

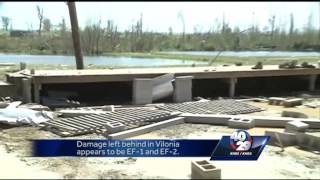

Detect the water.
xmin=164 ymin=51 xmax=320 ymax=57
xmin=0 ymin=54 xmax=205 ymax=67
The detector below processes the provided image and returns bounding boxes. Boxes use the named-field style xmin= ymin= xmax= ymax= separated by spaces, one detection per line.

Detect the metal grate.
xmin=42 ymin=108 xmax=178 ymax=137
xmin=156 ymin=99 xmax=262 ymax=115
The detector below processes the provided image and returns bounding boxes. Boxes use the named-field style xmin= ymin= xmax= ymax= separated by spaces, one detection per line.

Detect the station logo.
xmin=229 ymin=130 xmax=253 ymax=156
xmin=210 ymin=130 xmax=270 ymax=160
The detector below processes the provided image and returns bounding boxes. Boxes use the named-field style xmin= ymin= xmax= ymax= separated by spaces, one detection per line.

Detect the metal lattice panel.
xmin=156 ymin=100 xmax=262 ymax=115
xmin=42 ymin=108 xmax=177 ymax=137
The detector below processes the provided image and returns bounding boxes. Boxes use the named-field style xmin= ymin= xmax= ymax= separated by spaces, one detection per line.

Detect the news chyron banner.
xmin=32 ymin=130 xmax=270 ymax=160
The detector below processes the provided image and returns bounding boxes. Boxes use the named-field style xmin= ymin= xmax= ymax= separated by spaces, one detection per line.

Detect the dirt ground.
xmin=0 ymin=102 xmax=320 ymax=179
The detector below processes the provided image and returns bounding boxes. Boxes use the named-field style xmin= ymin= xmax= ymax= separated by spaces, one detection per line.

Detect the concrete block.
xmin=107 ymin=117 xmax=185 ymax=139
xmin=283 ymin=98 xmax=303 ymax=107
xmin=173 ymin=76 xmax=193 ymax=103
xmin=228 ymin=117 xmax=255 ymax=129
xmin=105 ymin=122 xmax=126 ymax=134
xmin=191 ymin=160 xmax=221 ymax=179
xmin=268 ymin=97 xmax=286 ymax=105
xmin=132 ymin=78 xmax=152 ymax=105
xmin=285 ymin=121 xmax=309 ymax=133
xmin=265 ymin=130 xmax=297 ymax=147
xmin=281 ymin=111 xmax=308 ymax=118
xmin=183 ymin=114 xmax=231 ymax=125
xmin=101 ymin=105 xmax=115 ymax=112
xmin=296 ymin=133 xmax=320 ymax=151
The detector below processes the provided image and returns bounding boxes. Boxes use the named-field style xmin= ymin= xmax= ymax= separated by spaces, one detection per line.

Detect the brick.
xmin=191 ymin=160 xmax=221 ymax=179
xmin=228 ymin=117 xmax=255 ymax=129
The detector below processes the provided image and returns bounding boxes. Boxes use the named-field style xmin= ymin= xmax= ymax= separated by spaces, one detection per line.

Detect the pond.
xmin=0 ymin=54 xmax=206 ymax=67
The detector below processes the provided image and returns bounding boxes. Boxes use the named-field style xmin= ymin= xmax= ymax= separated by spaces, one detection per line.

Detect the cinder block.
xmin=281 ymin=111 xmax=308 ymax=118
xmin=283 ymin=98 xmax=303 ymax=107
xmin=265 ymin=130 xmax=297 ymax=147
xmin=132 ymin=78 xmax=152 ymax=105
xmin=268 ymin=97 xmax=286 ymax=105
xmin=191 ymin=160 xmax=221 ymax=179
xmin=228 ymin=117 xmax=255 ymax=129
xmin=105 ymin=122 xmax=125 ymax=134
xmin=173 ymin=76 xmax=193 ymax=103
xmin=285 ymin=121 xmax=309 ymax=133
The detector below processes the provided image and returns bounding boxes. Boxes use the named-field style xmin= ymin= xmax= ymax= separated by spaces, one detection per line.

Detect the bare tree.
xmin=177 ymin=11 xmax=185 ymax=41
xmin=36 ymin=5 xmax=44 ymax=36
xmin=289 ymin=13 xmax=294 ymax=35
xmin=67 ymin=1 xmax=84 ymax=69
xmin=1 ymin=16 xmax=10 ymax=31
xmin=268 ymin=14 xmax=276 ymax=39
xmin=43 ymin=18 xmax=51 ymax=32
xmin=59 ymin=17 xmax=67 ymax=35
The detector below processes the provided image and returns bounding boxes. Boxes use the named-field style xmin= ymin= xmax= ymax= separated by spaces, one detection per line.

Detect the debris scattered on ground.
xmin=18 ymin=103 xmax=51 ymax=111
xmin=42 ymin=108 xmax=179 ymax=137
xmin=0 ymin=107 xmax=53 ymax=125
xmin=301 ymin=62 xmax=316 ymax=69
xmin=252 ymin=61 xmax=263 ymax=69
xmin=279 ymin=60 xmax=299 ymax=69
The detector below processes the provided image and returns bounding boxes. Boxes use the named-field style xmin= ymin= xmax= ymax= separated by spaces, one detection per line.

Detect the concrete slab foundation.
xmin=191 ymin=160 xmax=221 ymax=179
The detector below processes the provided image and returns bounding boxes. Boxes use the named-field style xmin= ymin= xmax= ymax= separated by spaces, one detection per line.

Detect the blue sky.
xmin=0 ymin=1 xmax=319 ymax=33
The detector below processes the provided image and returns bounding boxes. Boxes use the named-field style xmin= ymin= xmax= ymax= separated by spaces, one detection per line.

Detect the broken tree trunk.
xmin=67 ymin=2 xmax=84 ymax=70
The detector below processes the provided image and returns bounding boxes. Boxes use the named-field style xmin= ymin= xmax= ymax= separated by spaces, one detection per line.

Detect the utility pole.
xmin=67 ymin=1 xmax=84 ymax=69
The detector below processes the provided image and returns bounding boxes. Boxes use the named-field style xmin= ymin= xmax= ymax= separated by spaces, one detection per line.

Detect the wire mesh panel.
xmin=156 ymin=100 xmax=262 ymax=115
xmin=42 ymin=108 xmax=178 ymax=137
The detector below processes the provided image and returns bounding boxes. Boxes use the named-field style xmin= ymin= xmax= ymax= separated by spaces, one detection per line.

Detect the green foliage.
xmin=0 ymin=15 xmax=320 ymax=55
